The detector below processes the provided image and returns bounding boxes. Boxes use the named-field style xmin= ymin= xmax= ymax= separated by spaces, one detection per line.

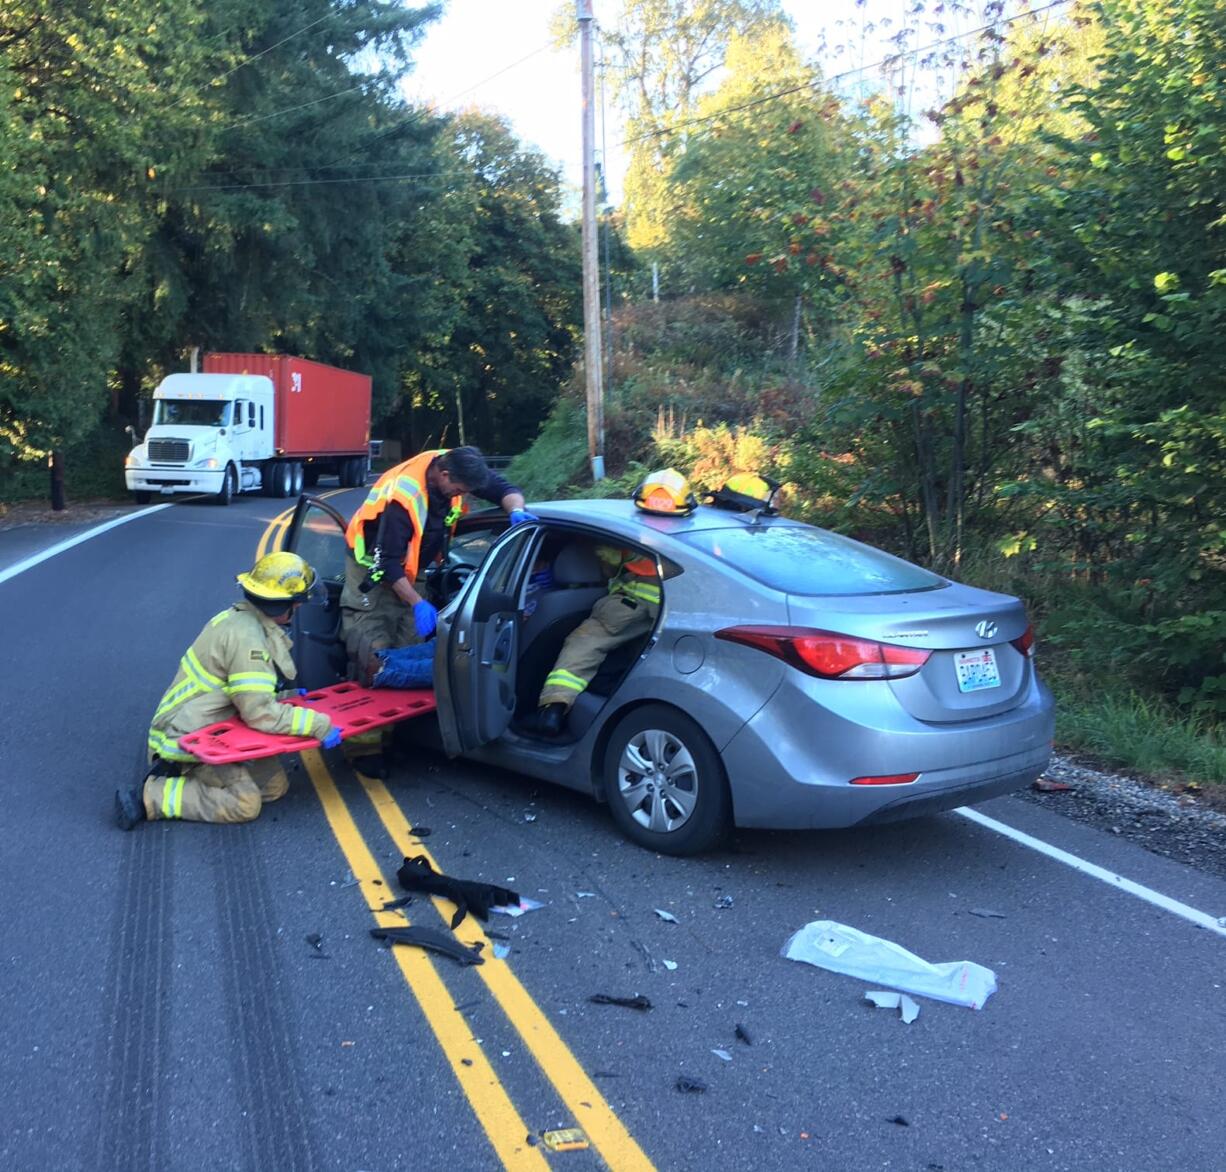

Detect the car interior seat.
xmin=514 ymin=540 xmax=608 ymax=716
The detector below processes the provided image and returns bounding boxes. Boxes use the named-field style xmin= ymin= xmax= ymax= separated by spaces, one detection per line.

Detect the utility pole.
xmin=578 ymin=0 xmax=604 ymax=480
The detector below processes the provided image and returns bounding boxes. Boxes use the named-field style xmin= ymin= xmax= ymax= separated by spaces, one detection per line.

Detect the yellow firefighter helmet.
xmin=236 ymin=551 xmax=317 ymax=601
xmin=709 ymin=472 xmax=780 ymax=513
xmin=633 ymin=468 xmax=698 ymax=516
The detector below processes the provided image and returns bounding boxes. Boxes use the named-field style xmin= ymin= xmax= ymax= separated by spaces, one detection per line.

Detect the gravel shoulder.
xmin=1022 ymin=751 xmax=1226 ymax=881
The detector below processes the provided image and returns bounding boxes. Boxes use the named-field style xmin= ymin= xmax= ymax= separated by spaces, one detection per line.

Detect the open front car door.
xmin=435 ymin=522 xmax=537 ymax=756
xmin=281 ymin=494 xmax=351 ymax=690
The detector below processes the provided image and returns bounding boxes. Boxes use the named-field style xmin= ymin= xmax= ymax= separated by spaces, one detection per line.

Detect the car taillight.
xmin=850 ymin=773 xmax=919 ymax=785
xmin=1010 ymin=623 xmax=1036 ymax=659
xmin=715 ymin=626 xmax=931 ymax=680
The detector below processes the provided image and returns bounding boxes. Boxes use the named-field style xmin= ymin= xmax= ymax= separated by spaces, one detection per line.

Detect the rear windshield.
xmin=679 ymin=524 xmax=947 ymax=596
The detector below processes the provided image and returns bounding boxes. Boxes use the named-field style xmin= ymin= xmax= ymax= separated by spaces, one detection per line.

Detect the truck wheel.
xmin=602 ymin=705 xmax=731 ymax=856
xmin=132 ymin=491 xmax=152 ymax=505
xmin=289 ymin=461 xmax=304 ymax=496
xmin=215 ymin=464 xmax=236 ymax=506
xmin=270 ymin=461 xmax=289 ymax=498
xmin=348 ymin=457 xmax=367 ymax=487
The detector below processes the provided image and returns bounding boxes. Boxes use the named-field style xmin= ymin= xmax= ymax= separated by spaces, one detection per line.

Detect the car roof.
xmin=529 ymin=497 xmax=803 ymax=540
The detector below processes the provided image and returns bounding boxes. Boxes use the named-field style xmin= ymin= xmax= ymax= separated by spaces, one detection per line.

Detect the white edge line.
xmin=956 ymin=806 xmax=1226 ymax=939
xmin=0 ymin=503 xmax=177 ymax=586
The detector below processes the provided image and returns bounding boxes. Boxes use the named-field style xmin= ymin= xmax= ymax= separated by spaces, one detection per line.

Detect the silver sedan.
xmin=286 ymin=497 xmax=1054 ymax=855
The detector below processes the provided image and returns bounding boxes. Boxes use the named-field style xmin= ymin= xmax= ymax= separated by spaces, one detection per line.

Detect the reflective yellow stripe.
xmin=612 ymin=577 xmax=660 ymax=604
xmin=182 ymin=647 xmax=223 ymax=691
xmin=153 ymin=678 xmax=202 ymax=721
xmin=225 ymin=670 xmax=277 ymax=696
xmin=148 ymin=728 xmax=198 ymax=763
xmin=209 ymin=609 xmax=233 ymax=627
xmin=290 ymin=706 xmax=312 ymax=736
xmin=161 ymin=775 xmax=185 ymax=819
xmin=544 ymin=670 xmax=587 ymax=693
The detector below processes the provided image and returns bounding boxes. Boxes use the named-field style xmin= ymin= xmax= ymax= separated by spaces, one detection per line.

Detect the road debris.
xmin=865 ymin=990 xmax=921 ymax=1024
xmin=541 ymin=1129 xmax=589 ymax=1152
xmin=661 ymin=959 xmax=678 ymax=971
xmin=713 ymin=895 xmax=734 ymax=909
xmin=887 ymin=1115 xmax=910 ymax=1127
xmin=523 ymin=811 xmax=538 ymax=823
xmin=370 ymin=926 xmax=485 ymax=966
xmin=397 ymin=855 xmax=519 ymax=928
xmin=969 ymin=907 xmax=1007 ymax=919
xmin=711 ymin=1049 xmax=732 ymax=1062
xmin=410 ymin=826 xmax=432 ymax=837
xmin=675 ymin=1075 xmax=707 ymax=1093
xmin=489 ymin=897 xmax=546 ymax=918
xmin=734 ymin=1023 xmax=752 ymax=1045
xmin=1032 ymin=778 xmax=1072 ymax=793
xmin=654 ymin=908 xmax=678 ymax=923
xmin=493 ymin=942 xmax=511 ymax=960
xmin=576 ymin=891 xmax=596 ymax=898
xmin=381 ymin=895 xmax=414 ymax=911
xmin=589 ymin=994 xmax=652 ymax=1011
xmin=783 ymin=920 xmax=997 ymax=1009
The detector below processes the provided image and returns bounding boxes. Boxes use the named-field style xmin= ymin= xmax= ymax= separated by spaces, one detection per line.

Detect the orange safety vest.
xmin=597 ymin=547 xmax=661 ymax=605
xmin=344 ymin=449 xmax=465 ymax=583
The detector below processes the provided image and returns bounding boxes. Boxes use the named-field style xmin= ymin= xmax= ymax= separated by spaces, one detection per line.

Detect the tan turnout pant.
xmin=142 ymin=757 xmax=289 ymax=825
xmin=538 ymin=594 xmax=657 ymax=710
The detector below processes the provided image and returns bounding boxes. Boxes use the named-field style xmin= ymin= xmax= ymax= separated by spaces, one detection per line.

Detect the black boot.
xmin=526 ymin=703 xmax=567 ymax=737
xmin=114 ymin=784 xmax=147 ymax=831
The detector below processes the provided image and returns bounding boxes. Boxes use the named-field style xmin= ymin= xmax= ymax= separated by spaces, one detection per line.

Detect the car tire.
xmin=602 ymin=704 xmax=730 ymax=856
xmin=215 ymin=464 xmax=236 ymax=506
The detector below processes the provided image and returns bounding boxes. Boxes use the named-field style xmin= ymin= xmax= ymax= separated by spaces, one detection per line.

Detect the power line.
xmin=165 ymin=12 xmax=339 ymax=110
xmin=170 ymin=170 xmax=448 ymax=193
xmin=620 ymin=0 xmax=1073 ymax=147
xmin=228 ymin=80 xmax=372 ymax=127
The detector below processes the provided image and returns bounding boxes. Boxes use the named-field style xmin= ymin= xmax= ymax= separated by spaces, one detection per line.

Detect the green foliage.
xmin=0 ymin=0 xmax=580 ymax=505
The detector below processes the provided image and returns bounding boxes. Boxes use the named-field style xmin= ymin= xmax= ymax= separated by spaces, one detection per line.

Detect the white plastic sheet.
xmin=782 ymin=920 xmax=997 ymax=1010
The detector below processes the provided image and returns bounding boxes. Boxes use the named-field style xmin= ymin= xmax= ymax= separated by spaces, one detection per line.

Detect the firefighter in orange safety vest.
xmin=340 ymin=445 xmax=532 ymax=775
xmin=114 ymin=552 xmax=340 ymax=830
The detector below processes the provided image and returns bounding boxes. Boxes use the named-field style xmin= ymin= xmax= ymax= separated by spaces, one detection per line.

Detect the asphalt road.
xmin=1 ymin=491 xmax=1223 ymax=1171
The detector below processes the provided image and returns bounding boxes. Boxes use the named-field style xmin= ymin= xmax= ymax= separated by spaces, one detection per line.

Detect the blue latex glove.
xmin=321 ymin=728 xmax=342 ymax=750
xmin=296 ymin=688 xmax=308 ymax=696
xmin=413 ymin=599 xmax=438 ymax=638
xmin=373 ymin=644 xmax=434 ymax=689
xmin=509 ymin=508 xmax=539 ymax=526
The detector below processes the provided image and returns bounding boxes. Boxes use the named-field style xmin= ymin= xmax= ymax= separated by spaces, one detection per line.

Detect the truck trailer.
xmin=124 ymin=352 xmax=372 ymax=505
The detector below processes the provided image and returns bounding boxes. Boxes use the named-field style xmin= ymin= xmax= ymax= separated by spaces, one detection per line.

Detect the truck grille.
xmin=148 ymin=439 xmax=190 ymax=463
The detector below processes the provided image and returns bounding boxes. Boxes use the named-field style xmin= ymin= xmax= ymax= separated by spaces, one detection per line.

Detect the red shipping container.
xmin=203 ymin=352 xmax=371 ymax=458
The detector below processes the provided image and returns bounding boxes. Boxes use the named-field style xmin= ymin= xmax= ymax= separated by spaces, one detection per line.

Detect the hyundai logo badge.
xmin=975 ymin=620 xmax=998 ymax=639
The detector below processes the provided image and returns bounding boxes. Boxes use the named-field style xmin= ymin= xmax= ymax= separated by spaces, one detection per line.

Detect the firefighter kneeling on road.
xmin=114 ymin=552 xmax=341 ymax=830
xmin=523 ymin=469 xmax=692 ymax=738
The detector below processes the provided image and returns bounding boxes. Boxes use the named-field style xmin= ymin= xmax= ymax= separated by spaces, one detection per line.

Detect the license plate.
xmin=954 ymin=647 xmax=1000 ymax=693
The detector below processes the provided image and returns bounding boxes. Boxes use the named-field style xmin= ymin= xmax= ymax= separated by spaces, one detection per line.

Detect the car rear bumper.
xmin=721 ymin=675 xmax=1054 ymax=829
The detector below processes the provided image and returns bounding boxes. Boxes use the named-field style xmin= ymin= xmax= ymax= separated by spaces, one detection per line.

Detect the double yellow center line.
xmin=257 ymin=509 xmax=654 ymax=1170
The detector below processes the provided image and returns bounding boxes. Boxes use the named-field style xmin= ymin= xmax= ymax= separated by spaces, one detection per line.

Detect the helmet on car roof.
xmin=708 ymin=472 xmax=780 ymax=514
xmin=633 ymin=468 xmax=698 ymax=516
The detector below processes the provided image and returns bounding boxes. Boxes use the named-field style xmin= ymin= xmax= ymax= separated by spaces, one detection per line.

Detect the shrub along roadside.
xmin=0 ymin=422 xmax=130 ymax=507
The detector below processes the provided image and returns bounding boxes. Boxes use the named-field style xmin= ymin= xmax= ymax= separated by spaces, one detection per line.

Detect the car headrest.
xmin=551 ymin=543 xmax=603 ymax=586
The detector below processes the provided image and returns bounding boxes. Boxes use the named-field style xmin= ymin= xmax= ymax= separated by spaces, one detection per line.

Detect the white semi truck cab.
xmin=124 ymin=353 xmax=373 ymax=504
xmin=125 ymin=372 xmax=277 ymax=504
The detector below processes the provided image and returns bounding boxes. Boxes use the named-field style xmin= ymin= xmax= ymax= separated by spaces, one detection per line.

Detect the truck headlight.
xmin=194 ymin=457 xmax=219 ymax=469
xmin=125 ymin=453 xmax=141 ymax=468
